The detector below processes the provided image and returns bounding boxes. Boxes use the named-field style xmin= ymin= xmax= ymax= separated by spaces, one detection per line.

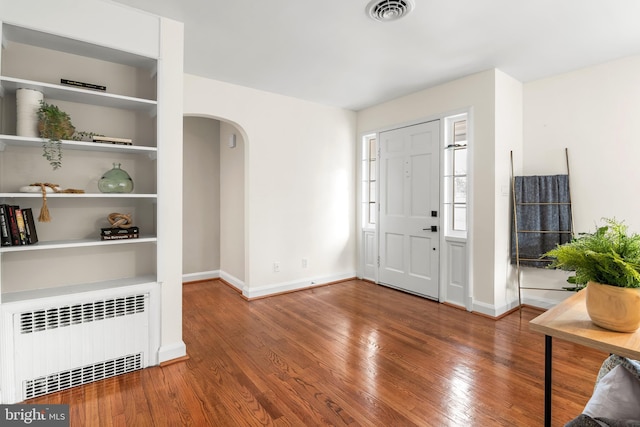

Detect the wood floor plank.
xmin=26 ymin=279 xmax=607 ymax=426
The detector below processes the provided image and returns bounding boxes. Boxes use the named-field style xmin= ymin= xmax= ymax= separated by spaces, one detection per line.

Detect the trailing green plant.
xmin=544 ymin=218 xmax=640 ymax=288
xmin=36 ymin=102 xmax=101 ymax=170
xmin=71 ymin=131 xmax=103 ymax=142
xmin=37 ymin=101 xmax=75 ymax=170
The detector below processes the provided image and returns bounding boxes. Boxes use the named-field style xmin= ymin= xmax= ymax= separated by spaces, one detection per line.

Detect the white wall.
xmin=357 ymin=70 xmax=503 ymax=314
xmin=156 ymin=16 xmax=185 ymax=363
xmin=493 ymin=70 xmax=523 ymax=312
xmin=521 ymin=55 xmax=640 ymax=307
xmin=184 ymin=74 xmax=357 ymax=298
xmin=183 ymin=117 xmax=220 ymax=275
xmin=220 ymin=121 xmax=245 ymax=284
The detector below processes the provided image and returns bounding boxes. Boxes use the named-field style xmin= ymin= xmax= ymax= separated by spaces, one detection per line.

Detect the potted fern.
xmin=544 ymin=218 xmax=640 ymax=332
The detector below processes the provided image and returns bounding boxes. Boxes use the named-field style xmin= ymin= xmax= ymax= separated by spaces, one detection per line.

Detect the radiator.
xmin=1 ymin=284 xmax=154 ymax=403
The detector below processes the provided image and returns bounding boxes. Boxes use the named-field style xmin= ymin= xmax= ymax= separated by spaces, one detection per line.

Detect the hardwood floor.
xmin=27 ymin=279 xmax=607 ymax=426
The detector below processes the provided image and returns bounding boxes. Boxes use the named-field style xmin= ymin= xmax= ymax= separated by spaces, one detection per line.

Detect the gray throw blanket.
xmin=565 ymin=415 xmax=640 ymax=427
xmin=564 ymin=355 xmax=640 ymax=427
xmin=511 ymin=174 xmax=572 ymax=268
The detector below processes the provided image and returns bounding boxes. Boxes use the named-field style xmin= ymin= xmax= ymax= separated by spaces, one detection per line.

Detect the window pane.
xmin=454 ymin=148 xmax=467 ymax=175
xmin=454 ymin=177 xmax=467 ymax=203
xmin=453 ymin=120 xmax=467 ymax=144
xmin=369 ymin=181 xmax=376 ymax=203
xmin=369 ymin=138 xmax=377 ymax=160
xmin=369 ymin=158 xmax=376 ymax=180
xmin=453 ymin=205 xmax=467 ymax=231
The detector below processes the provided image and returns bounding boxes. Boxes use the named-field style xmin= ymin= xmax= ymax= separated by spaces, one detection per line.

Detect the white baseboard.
xmin=182 ymin=270 xmax=355 ymax=299
xmin=182 ymin=270 xmax=220 ymax=283
xmin=242 ymin=272 xmax=356 ymax=299
xmin=471 ymin=300 xmax=498 ymax=317
xmin=219 ymin=271 xmax=244 ymax=292
xmin=472 ymin=294 xmax=569 ymax=317
xmin=471 ymin=298 xmax=520 ymax=318
xmin=181 ymin=270 xmax=245 ymax=292
xmin=157 ymin=341 xmax=187 ymax=364
xmin=522 ymin=293 xmax=570 ymax=310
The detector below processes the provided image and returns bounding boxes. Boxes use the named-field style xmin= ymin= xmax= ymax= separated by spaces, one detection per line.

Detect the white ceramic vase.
xmin=16 ymin=88 xmax=44 ymax=137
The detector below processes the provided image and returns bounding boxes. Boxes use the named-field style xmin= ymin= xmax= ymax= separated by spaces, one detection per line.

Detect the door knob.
xmin=422 ymin=226 xmax=438 ymax=232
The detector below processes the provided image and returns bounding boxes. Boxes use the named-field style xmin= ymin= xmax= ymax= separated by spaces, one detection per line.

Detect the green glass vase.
xmin=98 ymin=163 xmax=134 ymax=193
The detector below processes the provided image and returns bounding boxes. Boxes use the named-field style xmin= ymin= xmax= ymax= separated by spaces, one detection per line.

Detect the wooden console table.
xmin=530 ymin=290 xmax=640 ymax=427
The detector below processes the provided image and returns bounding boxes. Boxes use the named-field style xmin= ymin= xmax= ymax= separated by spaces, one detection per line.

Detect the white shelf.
xmin=0 ymin=76 xmax=157 ymax=112
xmin=0 ymin=134 xmax=157 ymax=155
xmin=1 ymin=275 xmax=158 ymax=304
xmin=0 ymin=236 xmax=157 ymax=253
xmin=0 ymin=192 xmax=157 ymax=199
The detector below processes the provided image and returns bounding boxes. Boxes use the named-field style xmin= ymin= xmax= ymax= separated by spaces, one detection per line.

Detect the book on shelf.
xmin=5 ymin=205 xmax=21 ymax=246
xmin=101 ymin=233 xmax=139 ymax=241
xmin=60 ymin=78 xmax=106 ymax=92
xmin=0 ymin=204 xmax=39 ymax=246
xmin=15 ymin=209 xmax=28 ymax=245
xmin=100 ymin=226 xmax=139 ymax=241
xmin=22 ymin=208 xmax=39 ymax=244
xmin=101 ymin=226 xmax=139 ymax=236
xmin=0 ymin=204 xmax=11 ymax=246
xmin=92 ymin=136 xmax=133 ymax=146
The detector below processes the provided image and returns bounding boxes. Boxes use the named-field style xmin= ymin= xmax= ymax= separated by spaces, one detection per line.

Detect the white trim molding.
xmin=157 ymin=341 xmax=187 ymax=364
xmin=182 ymin=270 xmax=220 ymax=283
xmin=242 ymin=272 xmax=356 ymax=299
xmin=220 ymin=271 xmax=244 ymax=292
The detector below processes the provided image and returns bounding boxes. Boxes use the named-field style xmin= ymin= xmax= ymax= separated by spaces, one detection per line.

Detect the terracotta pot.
xmin=585 ymin=281 xmax=640 ymax=332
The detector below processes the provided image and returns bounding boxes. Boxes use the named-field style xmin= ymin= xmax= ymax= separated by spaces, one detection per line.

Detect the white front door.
xmin=378 ymin=120 xmax=440 ymax=299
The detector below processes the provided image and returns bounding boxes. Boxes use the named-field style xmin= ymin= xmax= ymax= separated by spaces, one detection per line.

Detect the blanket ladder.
xmin=510 ymin=148 xmax=575 ymax=312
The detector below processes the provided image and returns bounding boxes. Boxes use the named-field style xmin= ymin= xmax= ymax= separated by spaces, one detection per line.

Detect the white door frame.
xmin=356 ymin=108 xmax=473 ymax=309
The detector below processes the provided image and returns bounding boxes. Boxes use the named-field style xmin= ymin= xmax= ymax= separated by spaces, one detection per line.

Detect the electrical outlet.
xmin=273 ymin=262 xmax=280 ymax=272
xmin=302 ymin=258 xmax=308 ymax=268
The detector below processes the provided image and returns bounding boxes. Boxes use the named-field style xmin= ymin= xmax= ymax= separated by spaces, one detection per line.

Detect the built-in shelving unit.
xmin=0 ymin=21 xmax=160 ymax=300
xmin=0 ymin=5 xmax=184 ymax=404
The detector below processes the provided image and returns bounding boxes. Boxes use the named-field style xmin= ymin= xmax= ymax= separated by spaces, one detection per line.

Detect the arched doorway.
xmin=182 ymin=116 xmax=246 ymax=290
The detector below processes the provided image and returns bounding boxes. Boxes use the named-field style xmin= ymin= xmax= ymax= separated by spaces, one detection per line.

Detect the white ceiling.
xmin=111 ymin=0 xmax=640 ymax=111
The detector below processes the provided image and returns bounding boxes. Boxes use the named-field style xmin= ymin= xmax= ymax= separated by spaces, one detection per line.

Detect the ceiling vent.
xmin=366 ymin=0 xmax=415 ymax=22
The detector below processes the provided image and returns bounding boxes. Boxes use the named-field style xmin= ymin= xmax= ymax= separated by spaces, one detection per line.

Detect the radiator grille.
xmin=23 ymin=353 xmax=143 ymax=399
xmin=19 ymin=294 xmax=146 ymax=334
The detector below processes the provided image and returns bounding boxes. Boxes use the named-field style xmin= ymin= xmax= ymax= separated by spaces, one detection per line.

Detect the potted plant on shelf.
xmin=544 ymin=218 xmax=640 ymax=332
xmin=37 ymin=100 xmax=75 ymax=170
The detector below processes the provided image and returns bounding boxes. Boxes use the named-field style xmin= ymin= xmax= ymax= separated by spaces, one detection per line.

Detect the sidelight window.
xmin=444 ymin=114 xmax=468 ymax=237
xmin=362 ymin=134 xmax=377 ymax=226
